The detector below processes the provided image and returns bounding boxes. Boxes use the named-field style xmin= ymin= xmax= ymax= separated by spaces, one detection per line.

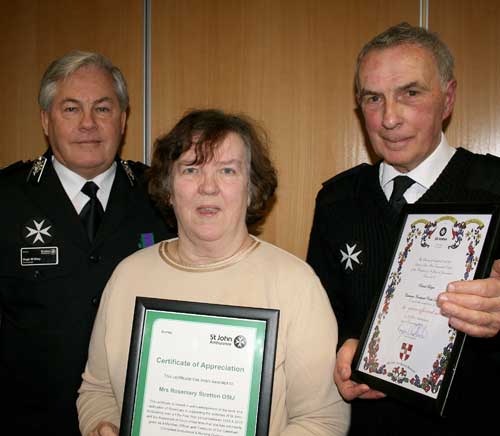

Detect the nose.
xmin=79 ymin=109 xmax=97 ymax=130
xmin=198 ymin=171 xmax=220 ymax=195
xmin=381 ymin=99 xmax=402 ymax=130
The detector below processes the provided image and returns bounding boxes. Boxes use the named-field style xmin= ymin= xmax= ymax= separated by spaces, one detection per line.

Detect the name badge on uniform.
xmin=20 ymin=216 xmax=59 ymax=266
xmin=20 ymin=246 xmax=59 ymax=266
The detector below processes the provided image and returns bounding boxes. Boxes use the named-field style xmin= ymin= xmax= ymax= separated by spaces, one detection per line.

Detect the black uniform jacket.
xmin=0 ymin=152 xmax=173 ymax=435
xmin=307 ymin=148 xmax=500 ymax=436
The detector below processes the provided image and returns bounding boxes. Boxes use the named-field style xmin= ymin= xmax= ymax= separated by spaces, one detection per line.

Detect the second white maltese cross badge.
xmin=340 ymin=242 xmax=362 ymax=271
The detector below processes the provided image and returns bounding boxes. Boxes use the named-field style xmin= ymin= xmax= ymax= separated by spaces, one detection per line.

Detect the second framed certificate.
xmin=119 ymin=298 xmax=279 ymax=436
xmin=352 ymin=203 xmax=500 ymax=416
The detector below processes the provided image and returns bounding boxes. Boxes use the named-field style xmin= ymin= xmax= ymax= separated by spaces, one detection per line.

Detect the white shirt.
xmin=379 ymin=133 xmax=456 ymax=204
xmin=52 ymin=157 xmax=116 ymax=214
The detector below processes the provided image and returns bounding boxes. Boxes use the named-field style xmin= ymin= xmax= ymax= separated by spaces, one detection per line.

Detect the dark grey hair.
xmin=355 ymin=22 xmax=455 ymax=96
xmin=149 ymin=109 xmax=277 ymax=227
xmin=38 ymin=51 xmax=129 ymax=111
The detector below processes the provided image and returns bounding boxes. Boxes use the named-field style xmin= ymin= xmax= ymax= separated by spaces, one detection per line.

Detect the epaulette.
xmin=316 ymin=163 xmax=372 ymax=203
xmin=467 ymin=152 xmax=500 ymax=195
xmin=26 ymin=155 xmax=48 ymax=184
xmin=119 ymin=159 xmax=150 ymax=187
xmin=0 ymin=160 xmax=27 ymax=176
xmin=119 ymin=159 xmax=136 ymax=186
xmin=315 ymin=163 xmax=373 ymax=206
xmin=322 ymin=163 xmax=371 ymax=188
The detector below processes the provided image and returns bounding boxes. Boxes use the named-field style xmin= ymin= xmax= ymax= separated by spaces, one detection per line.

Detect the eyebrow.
xmin=60 ymin=96 xmax=114 ymax=105
xmin=359 ymin=81 xmax=429 ymax=98
xmin=94 ymin=97 xmax=114 ymax=105
xmin=216 ymin=159 xmax=242 ymax=166
xmin=178 ymin=158 xmax=243 ymax=166
xmin=60 ymin=98 xmax=80 ymax=105
xmin=398 ymin=81 xmax=428 ymax=92
xmin=358 ymin=87 xmax=381 ymax=98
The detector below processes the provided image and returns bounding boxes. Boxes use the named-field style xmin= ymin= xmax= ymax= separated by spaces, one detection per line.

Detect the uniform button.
xmin=91 ymin=296 xmax=100 ymax=306
xmin=89 ymin=255 xmax=101 ymax=263
xmin=33 ymin=270 xmax=41 ymax=279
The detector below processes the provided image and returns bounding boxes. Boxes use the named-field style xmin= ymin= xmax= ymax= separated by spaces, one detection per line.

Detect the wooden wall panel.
xmin=8 ymin=1 xmax=498 ymax=260
xmin=151 ymin=0 xmax=419 ymax=258
xmin=429 ymin=1 xmax=500 ymax=157
xmin=1 ymin=1 xmax=40 ymax=166
xmin=0 ymin=0 xmax=144 ymax=167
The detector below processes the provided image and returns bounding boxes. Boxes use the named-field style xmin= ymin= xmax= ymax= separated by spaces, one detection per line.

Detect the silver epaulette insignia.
xmin=120 ymin=160 xmax=136 ymax=186
xmin=26 ymin=156 xmax=47 ymax=183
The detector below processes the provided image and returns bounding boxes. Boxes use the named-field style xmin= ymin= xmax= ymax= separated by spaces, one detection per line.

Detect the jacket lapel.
xmin=91 ymin=162 xmax=135 ymax=248
xmin=25 ymin=159 xmax=90 ymax=251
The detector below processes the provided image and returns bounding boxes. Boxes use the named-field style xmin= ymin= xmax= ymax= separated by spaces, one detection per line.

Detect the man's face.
xmin=358 ymin=44 xmax=456 ymax=173
xmin=41 ymin=66 xmax=126 ymax=179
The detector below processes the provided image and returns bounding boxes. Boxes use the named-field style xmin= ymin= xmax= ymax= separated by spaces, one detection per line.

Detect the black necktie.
xmin=389 ymin=175 xmax=415 ymax=214
xmin=80 ymin=181 xmax=104 ymax=242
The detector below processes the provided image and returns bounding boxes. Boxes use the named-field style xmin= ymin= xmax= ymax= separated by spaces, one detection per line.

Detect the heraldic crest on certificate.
xmin=352 ymin=203 xmax=500 ymax=416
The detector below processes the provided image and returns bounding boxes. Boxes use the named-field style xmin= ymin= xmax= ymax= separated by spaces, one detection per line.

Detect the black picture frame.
xmin=119 ymin=297 xmax=279 ymax=436
xmin=352 ymin=203 xmax=500 ymax=416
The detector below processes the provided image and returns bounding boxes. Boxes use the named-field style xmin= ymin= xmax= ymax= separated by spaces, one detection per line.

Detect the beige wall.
xmin=2 ymin=0 xmax=499 ymax=259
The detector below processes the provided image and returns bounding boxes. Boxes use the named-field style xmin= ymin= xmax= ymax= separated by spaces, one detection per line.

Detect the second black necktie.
xmin=389 ymin=175 xmax=415 ymax=214
xmin=80 ymin=181 xmax=104 ymax=242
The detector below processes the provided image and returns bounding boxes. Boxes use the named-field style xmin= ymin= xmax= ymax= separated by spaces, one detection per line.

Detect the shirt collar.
xmin=379 ymin=133 xmax=456 ymax=191
xmin=52 ymin=157 xmax=116 ymax=209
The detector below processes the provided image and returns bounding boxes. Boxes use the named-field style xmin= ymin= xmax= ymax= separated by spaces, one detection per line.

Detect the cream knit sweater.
xmin=77 ymin=237 xmax=350 ymax=436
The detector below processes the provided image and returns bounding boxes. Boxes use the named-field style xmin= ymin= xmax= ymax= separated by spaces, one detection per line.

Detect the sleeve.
xmin=77 ymin=274 xmax=121 ymax=436
xmin=306 ymin=194 xmax=354 ymax=346
xmin=280 ymin=270 xmax=350 ymax=436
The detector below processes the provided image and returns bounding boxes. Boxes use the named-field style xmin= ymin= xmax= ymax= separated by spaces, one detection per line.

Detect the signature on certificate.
xmin=398 ymin=321 xmax=428 ymax=339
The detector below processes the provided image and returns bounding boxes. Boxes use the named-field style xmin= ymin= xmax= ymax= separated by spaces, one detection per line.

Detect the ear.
xmin=120 ymin=111 xmax=127 ymax=135
xmin=442 ymin=79 xmax=457 ymax=121
xmin=40 ymin=111 xmax=50 ymax=136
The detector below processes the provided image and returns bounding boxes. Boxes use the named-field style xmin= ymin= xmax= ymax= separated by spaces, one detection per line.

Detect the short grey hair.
xmin=355 ymin=22 xmax=455 ymax=96
xmin=38 ymin=51 xmax=129 ymax=111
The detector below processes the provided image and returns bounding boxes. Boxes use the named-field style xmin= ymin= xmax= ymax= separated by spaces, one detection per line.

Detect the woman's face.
xmin=171 ymin=132 xmax=250 ymax=248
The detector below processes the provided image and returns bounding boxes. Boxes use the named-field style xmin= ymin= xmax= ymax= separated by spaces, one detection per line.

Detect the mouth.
xmin=196 ymin=206 xmax=220 ymax=216
xmin=74 ymin=139 xmax=102 ymax=145
xmin=381 ymin=136 xmax=413 ymax=146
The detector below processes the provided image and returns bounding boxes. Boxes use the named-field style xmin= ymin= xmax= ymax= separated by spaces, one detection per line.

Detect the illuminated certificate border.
xmin=352 ymin=203 xmax=500 ymax=416
xmin=120 ymin=297 xmax=279 ymax=436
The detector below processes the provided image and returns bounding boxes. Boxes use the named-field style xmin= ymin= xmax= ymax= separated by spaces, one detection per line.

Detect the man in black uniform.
xmin=308 ymin=23 xmax=500 ymax=435
xmin=0 ymin=51 xmax=173 ymax=435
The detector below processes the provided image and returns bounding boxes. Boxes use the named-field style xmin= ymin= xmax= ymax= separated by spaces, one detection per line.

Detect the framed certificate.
xmin=352 ymin=203 xmax=500 ymax=416
xmin=119 ymin=297 xmax=279 ymax=436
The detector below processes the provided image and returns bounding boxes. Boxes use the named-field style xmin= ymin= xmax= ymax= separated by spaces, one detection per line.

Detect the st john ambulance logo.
xmin=23 ymin=218 xmax=54 ymax=245
xmin=234 ymin=335 xmax=247 ymax=349
xmin=340 ymin=242 xmax=362 ymax=271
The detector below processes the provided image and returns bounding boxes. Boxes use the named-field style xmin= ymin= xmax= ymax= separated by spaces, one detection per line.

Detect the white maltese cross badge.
xmin=23 ymin=218 xmax=54 ymax=245
xmin=340 ymin=243 xmax=362 ymax=271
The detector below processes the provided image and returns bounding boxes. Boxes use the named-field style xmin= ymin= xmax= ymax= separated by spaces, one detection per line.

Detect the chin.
xmin=197 ymin=234 xmax=225 ymax=244
xmin=380 ymin=148 xmax=412 ymax=164
xmin=192 ymin=228 xmax=225 ymax=242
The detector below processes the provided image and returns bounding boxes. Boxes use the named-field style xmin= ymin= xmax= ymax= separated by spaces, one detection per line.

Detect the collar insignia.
xmin=340 ymin=242 xmax=362 ymax=271
xmin=23 ymin=217 xmax=54 ymax=245
xmin=120 ymin=160 xmax=136 ymax=186
xmin=26 ymin=156 xmax=47 ymax=183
